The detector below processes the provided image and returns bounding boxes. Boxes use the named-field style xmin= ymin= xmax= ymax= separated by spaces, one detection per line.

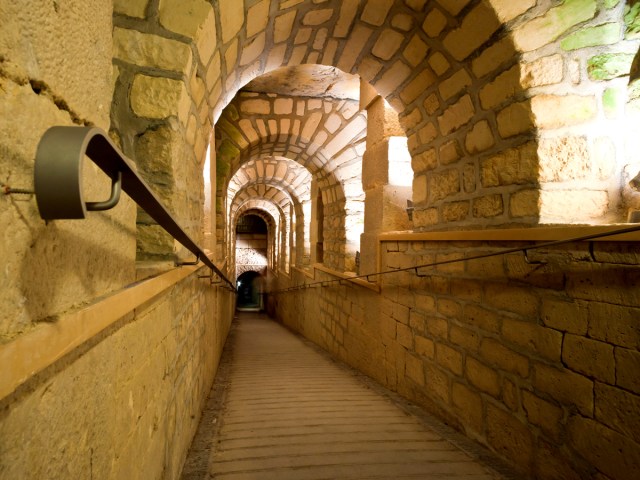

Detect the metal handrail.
xmin=34 ymin=126 xmax=236 ymax=292
xmin=269 ymin=223 xmax=640 ymax=294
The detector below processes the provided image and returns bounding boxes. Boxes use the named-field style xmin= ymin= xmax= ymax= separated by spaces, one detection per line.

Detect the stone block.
xmin=490 ymin=0 xmax=535 ymax=22
xmin=442 ymin=201 xmax=470 ymax=222
xmin=522 ymin=390 xmax=563 ymax=439
xmin=480 ymin=338 xmax=529 ymax=378
xmin=424 ymin=93 xmax=440 ymax=115
xmin=114 ymin=0 xmax=148 ymax=17
xmin=512 ymin=0 xmax=597 ymax=52
xmin=472 ymin=194 xmax=503 ymax=218
xmin=372 ymin=29 xmax=404 ymax=61
xmin=337 ymin=24 xmax=374 ymax=73
xmin=541 ymin=299 xmax=588 ymax=335
xmin=509 ymin=189 xmax=538 ymax=218
xmin=412 ymin=149 xmax=437 ymax=173
xmin=534 ymin=363 xmax=593 ymax=416
xmin=131 ymin=75 xmax=189 ymax=122
xmin=415 ymin=335 xmax=435 ymax=358
xmin=403 ymin=34 xmax=428 ymax=67
xmin=496 ymin=101 xmax=533 ymax=138
xmin=274 ymin=10 xmax=296 ymax=43
xmin=520 ymin=54 xmax=564 ymax=88
xmin=400 ymin=69 xmax=436 ymax=104
xmin=538 ymin=136 xmax=590 ymax=182
xmin=437 ymin=94 xmax=475 ymax=135
xmin=303 ymin=8 xmax=334 ymax=26
xmin=563 ymin=334 xmax=615 ymax=383
xmin=442 ymin=2 xmax=501 ymax=61
xmin=439 ymin=69 xmax=472 ymax=101
xmin=486 ymin=404 xmax=534 ymax=468
xmin=480 ymin=65 xmax=520 ymax=110
xmin=422 ymin=7 xmax=447 ymax=38
xmin=471 ymin=38 xmax=513 ymax=78
xmin=561 ymin=23 xmax=620 ymax=51
xmin=397 ymin=322 xmax=413 ymax=348
xmin=595 ymin=383 xmax=640 ymax=444
xmin=436 ymin=343 xmax=463 ymax=376
xmin=568 ymin=415 xmax=640 ymax=480
xmin=239 ymin=32 xmax=266 ymax=66
xmin=538 ymin=190 xmax=609 ymax=222
xmin=405 ymin=353 xmax=425 ymax=386
xmin=425 ymin=363 xmax=451 ymax=403
xmin=615 ymin=347 xmax=640 ymax=394
xmin=439 ymin=140 xmax=461 ymax=165
xmin=588 ymin=303 xmax=640 ymax=349
xmin=531 ymin=94 xmax=597 ymax=129
xmin=465 ymin=356 xmax=500 ymax=397
xmin=246 ymin=0 xmax=270 ymax=37
xmin=449 ymin=324 xmax=479 ymax=352
xmin=361 ymin=0 xmax=393 ymax=26
xmin=462 ymin=304 xmax=500 ymax=333
xmin=481 ymin=142 xmax=538 ymax=187
xmin=587 ymin=53 xmax=634 ymax=80
xmin=452 ymin=382 xmax=483 ymax=433
xmin=159 ymin=0 xmax=213 ymax=38
xmin=429 ymin=52 xmax=451 ymax=75
xmin=426 ymin=316 xmax=448 ymax=340
xmin=335 ymin=0 xmax=360 ymax=37
xmin=503 ymin=319 xmax=562 ymax=362
xmin=428 ymin=169 xmax=460 ymax=202
xmin=465 ymin=120 xmax=495 ymax=154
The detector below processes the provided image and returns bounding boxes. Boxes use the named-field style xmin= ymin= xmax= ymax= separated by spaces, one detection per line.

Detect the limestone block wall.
xmin=1 ymin=275 xmax=234 ymax=479
xmin=271 ymin=237 xmax=640 ymax=480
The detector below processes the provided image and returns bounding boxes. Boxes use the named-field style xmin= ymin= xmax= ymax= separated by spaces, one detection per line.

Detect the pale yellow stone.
xmin=471 ymin=37 xmax=513 ymax=78
xmin=159 ymin=0 xmax=212 ymax=38
xmin=225 ymin=38 xmax=238 ymax=73
xmin=429 ymin=52 xmax=450 ymax=75
xmin=520 ymin=54 xmax=564 ymax=89
xmin=538 ymin=136 xmax=590 ymax=182
xmin=114 ymin=0 xmax=148 ymax=18
xmin=374 ymin=60 xmax=412 ymax=98
xmin=239 ymin=119 xmax=259 ymax=144
xmin=497 ymin=101 xmax=533 ymax=138
xmin=413 ymin=174 xmax=428 ymax=203
xmin=440 ymin=140 xmax=460 ymax=165
xmin=473 ymin=194 xmax=503 ymax=218
xmin=189 ymin=72 xmax=206 ymax=108
xmin=531 ymin=95 xmax=597 ymax=130
xmin=424 ymin=93 xmax=440 ymax=115
xmin=247 ymin=0 xmax=270 ymax=37
xmin=219 ymin=0 xmax=244 ymax=44
xmin=313 ymin=28 xmax=328 ymax=50
xmin=288 ymin=45 xmax=307 ymax=65
xmin=302 ymin=111 xmax=323 ymax=140
xmin=358 ymin=56 xmax=383 ymax=82
xmin=361 ymin=0 xmax=394 ymax=26
xmin=337 ymin=24 xmax=373 ymax=73
xmin=539 ymin=190 xmax=609 ymax=221
xmin=334 ymin=0 xmax=360 ymax=38
xmin=428 ymin=168 xmax=460 ymax=202
xmin=479 ymin=65 xmax=519 ymax=109
xmin=131 ymin=75 xmax=188 ymax=121
xmin=113 ymin=28 xmax=193 ymax=73
xmin=438 ymin=94 xmax=475 ymax=135
xmin=206 ymin=51 xmax=221 ymax=87
xmin=280 ymin=0 xmax=304 ymax=9
xmin=296 ymin=28 xmax=313 ymax=45
xmin=439 ymin=68 xmax=472 ymax=101
xmin=400 ymin=69 xmax=436 ymax=104
xmin=465 ymin=120 xmax=495 ymax=154
xmin=266 ymin=43 xmax=287 ymax=70
xmin=403 ymin=35 xmax=429 ymax=67
xmin=303 ymin=9 xmax=334 ymax=25
xmin=418 ymin=122 xmax=437 ymax=144
xmin=372 ymin=29 xmax=404 ymax=61
xmin=489 ymin=0 xmax=535 ymax=22
xmin=191 ymin=9 xmax=215 ymax=64
xmin=412 ymin=148 xmax=437 ymax=172
xmin=274 ymin=10 xmax=297 ymax=43
xmin=423 ymin=7 xmax=447 ymax=38
xmin=274 ymin=98 xmax=294 ymax=115
xmin=241 ymin=98 xmax=271 ymax=115
xmin=443 ymin=2 xmax=501 ymax=61
xmin=481 ymin=142 xmax=538 ymax=187
xmin=240 ymin=32 xmax=266 ymax=66
xmin=322 ymin=39 xmax=339 ymax=65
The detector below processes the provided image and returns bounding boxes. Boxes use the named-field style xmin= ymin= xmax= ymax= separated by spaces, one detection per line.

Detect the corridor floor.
xmin=181 ymin=313 xmax=511 ymax=480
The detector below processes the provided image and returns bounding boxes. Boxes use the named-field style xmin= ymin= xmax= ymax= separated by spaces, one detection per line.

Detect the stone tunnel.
xmin=1 ymin=0 xmax=640 ymax=478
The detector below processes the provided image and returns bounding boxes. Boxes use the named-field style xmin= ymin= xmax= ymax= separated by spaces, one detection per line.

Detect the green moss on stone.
xmin=560 ymin=23 xmax=620 ymax=50
xmin=603 ymin=87 xmax=622 ymax=117
xmin=604 ymin=0 xmax=620 ymax=7
xmin=587 ymin=53 xmax=634 ymax=80
xmin=625 ymin=0 xmax=640 ymax=39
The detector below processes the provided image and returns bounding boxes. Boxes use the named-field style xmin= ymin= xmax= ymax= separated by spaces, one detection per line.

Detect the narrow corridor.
xmin=181 ymin=313 xmax=512 ymax=480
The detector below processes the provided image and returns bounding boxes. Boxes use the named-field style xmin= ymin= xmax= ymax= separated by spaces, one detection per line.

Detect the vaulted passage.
xmin=182 ymin=313 xmax=509 ymax=480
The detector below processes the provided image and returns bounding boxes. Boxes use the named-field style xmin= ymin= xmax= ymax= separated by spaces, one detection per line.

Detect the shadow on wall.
xmin=236 ymin=270 xmax=264 ymax=310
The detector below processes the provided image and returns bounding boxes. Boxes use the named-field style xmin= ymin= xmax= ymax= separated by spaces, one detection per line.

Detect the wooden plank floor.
xmin=181 ymin=313 xmax=511 ymax=480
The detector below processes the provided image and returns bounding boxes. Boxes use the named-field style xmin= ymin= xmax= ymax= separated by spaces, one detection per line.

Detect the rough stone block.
xmin=159 ymin=0 xmax=213 ymax=38
xmin=522 ymin=390 xmax=563 ymax=439
xmin=114 ymin=0 xmax=148 ymax=18
xmin=563 ymin=334 xmax=615 ymax=383
xmin=503 ymin=319 xmax=562 ymax=362
xmin=472 ymin=194 xmax=503 ymax=218
xmin=531 ymin=94 xmax=597 ymax=129
xmin=422 ymin=7 xmax=447 ymax=38
xmin=534 ymin=363 xmax=593 ymax=416
xmin=403 ymin=34 xmax=428 ymax=67
xmin=361 ymin=0 xmax=393 ymax=26
xmin=440 ymin=69 xmax=472 ymax=101
xmin=465 ymin=120 xmax=495 ymax=154
xmin=509 ymin=189 xmax=538 ymax=218
xmin=615 ymin=347 xmax=640 ymax=394
xmin=480 ymin=338 xmax=529 ymax=378
xmin=452 ymin=382 xmax=483 ymax=433
xmin=588 ymin=303 xmax=640 ymax=349
xmin=520 ymin=54 xmax=564 ymax=88
xmin=496 ymin=101 xmax=533 ymax=138
xmin=471 ymin=38 xmax=513 ymax=78
xmin=437 ymin=94 xmax=475 ymax=135
xmin=541 ymin=299 xmax=588 ymax=335
xmin=480 ymin=65 xmax=520 ymax=109
xmin=131 ymin=75 xmax=189 ymax=122
xmin=595 ymin=383 xmax=640 ymax=444
xmin=428 ymin=169 xmax=460 ymax=203
xmin=587 ymin=53 xmax=634 ymax=80
xmin=442 ymin=2 xmax=501 ymax=61
xmin=465 ymin=356 xmax=500 ymax=397
xmin=481 ymin=142 xmax=538 ymax=187
xmin=436 ymin=343 xmax=463 ymax=375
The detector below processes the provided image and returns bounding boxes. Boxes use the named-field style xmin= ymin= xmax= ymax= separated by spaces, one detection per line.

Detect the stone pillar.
xmin=360 ymin=80 xmax=412 ymax=275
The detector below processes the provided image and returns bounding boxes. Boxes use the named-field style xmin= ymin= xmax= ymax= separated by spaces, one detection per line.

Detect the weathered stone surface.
xmin=428 ymin=169 xmax=460 ymax=202
xmin=561 ymin=23 xmax=620 ymax=51
xmin=534 ymin=363 xmax=593 ymax=415
xmin=113 ymin=28 xmax=192 ymax=73
xmin=372 ymin=29 xmax=404 ymax=61
xmin=496 ymin=101 xmax=533 ymax=138
xmin=472 ymin=194 xmax=503 ymax=218
xmin=114 ymin=0 xmax=148 ymax=18
xmin=465 ymin=120 xmax=495 ymax=154
xmin=130 ymin=75 xmax=189 ymax=122
xmin=422 ymin=7 xmax=447 ymax=38
xmin=443 ymin=2 xmax=501 ymax=61
xmin=247 ymin=0 xmax=270 ymax=37
xmin=563 ymin=334 xmax=615 ymax=383
xmin=587 ymin=53 xmax=634 ymax=80
xmin=159 ymin=0 xmax=213 ymax=38
xmin=481 ymin=142 xmax=538 ymax=187
xmin=437 ymin=95 xmax=475 ymax=135
xmin=219 ymin=0 xmax=244 ymax=43
xmin=361 ymin=0 xmax=393 ymax=26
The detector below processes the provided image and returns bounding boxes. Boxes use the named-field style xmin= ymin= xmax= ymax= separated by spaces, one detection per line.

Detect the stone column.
xmin=360 ymin=81 xmax=412 ymax=275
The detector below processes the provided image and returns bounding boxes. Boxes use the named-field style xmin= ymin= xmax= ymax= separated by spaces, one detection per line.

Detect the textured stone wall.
xmin=0 ymin=276 xmax=234 ymax=479
xmin=270 ymin=238 xmax=640 ymax=480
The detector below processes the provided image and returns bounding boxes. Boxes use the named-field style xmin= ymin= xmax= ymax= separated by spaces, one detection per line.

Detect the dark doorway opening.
xmin=236 ymin=271 xmax=264 ymax=311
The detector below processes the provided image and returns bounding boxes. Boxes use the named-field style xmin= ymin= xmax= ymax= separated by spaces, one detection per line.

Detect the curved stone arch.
xmin=233 ymin=201 xmax=283 ymax=274
xmin=234 ymin=207 xmax=276 ymax=279
xmin=113 ymin=0 xmax=640 ymax=241
xmin=231 ymin=185 xmax=294 ymax=273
